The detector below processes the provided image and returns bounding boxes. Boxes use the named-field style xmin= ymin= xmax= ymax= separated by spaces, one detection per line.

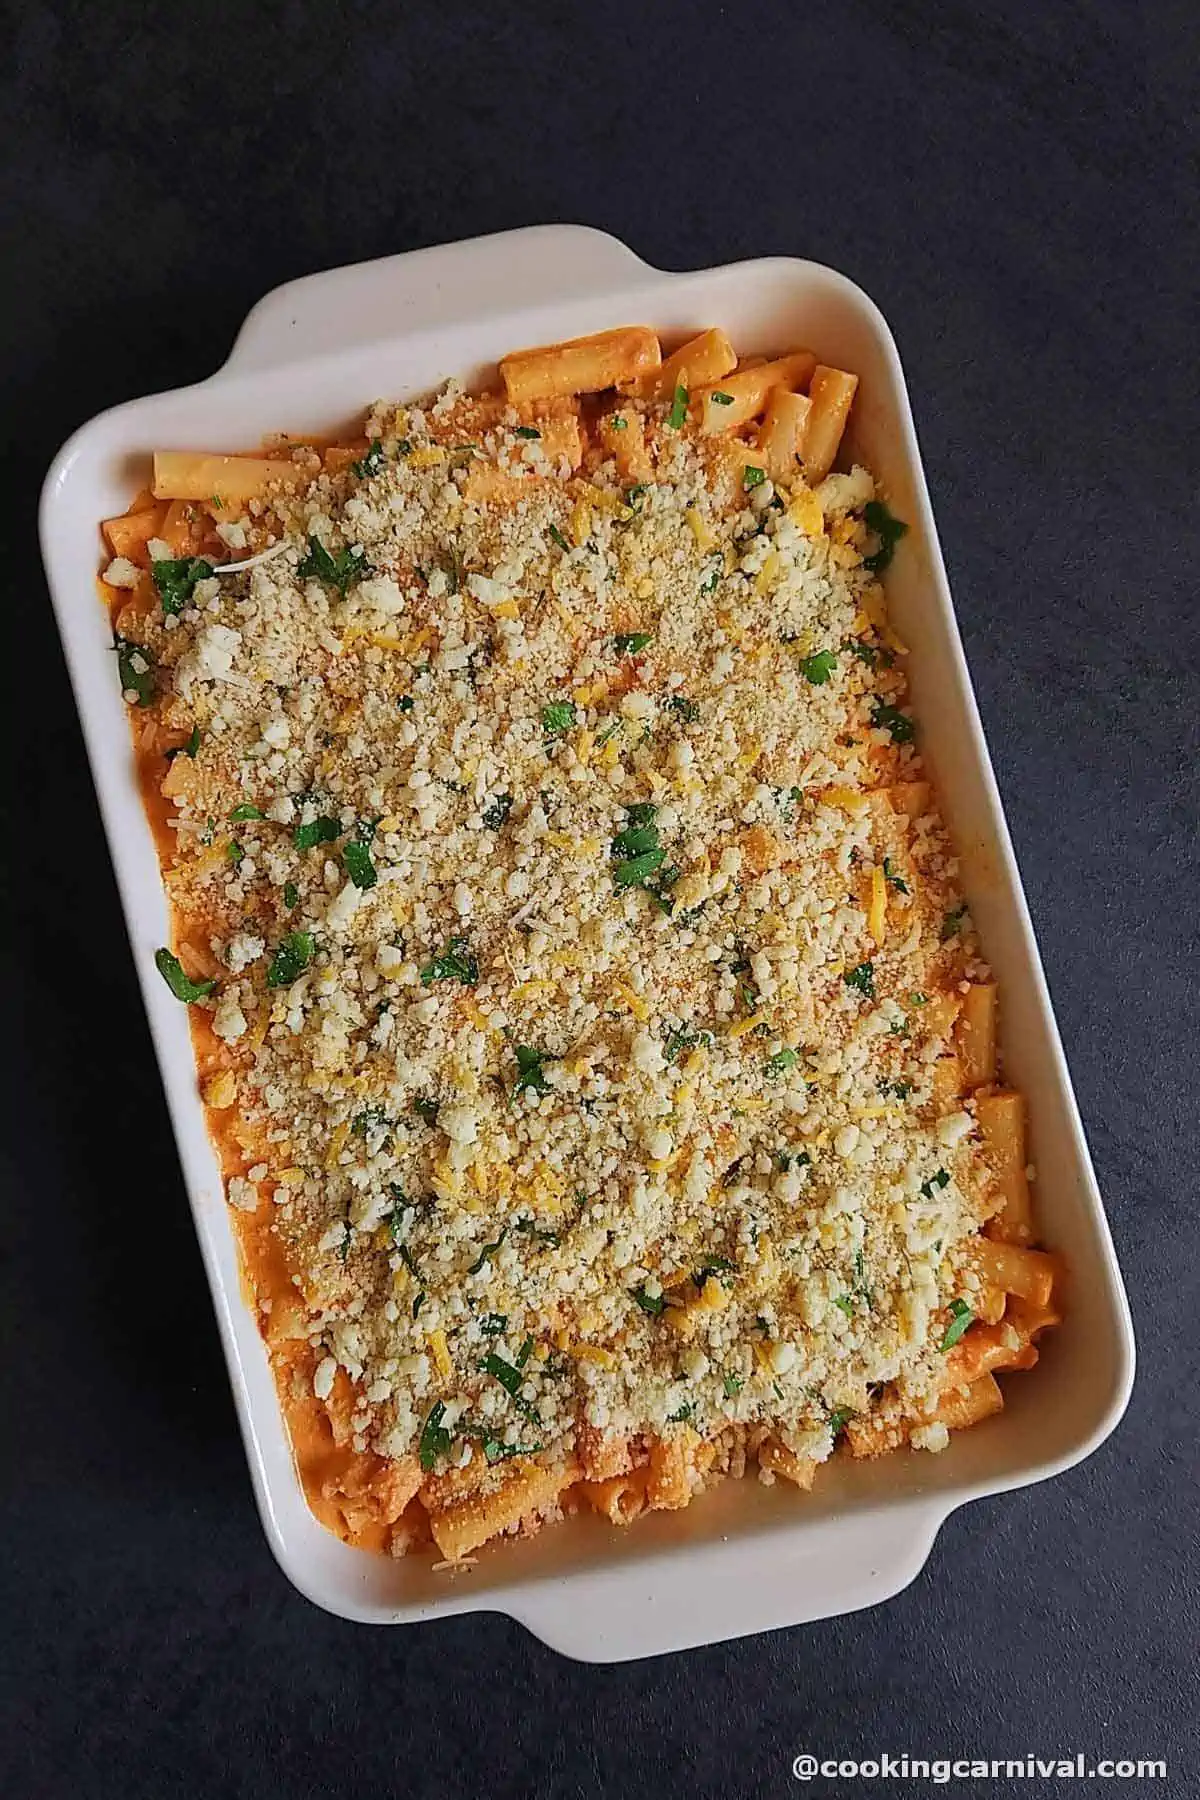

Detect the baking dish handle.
xmin=502 ymin=1500 xmax=948 ymax=1662
xmin=223 ymin=225 xmax=653 ymax=375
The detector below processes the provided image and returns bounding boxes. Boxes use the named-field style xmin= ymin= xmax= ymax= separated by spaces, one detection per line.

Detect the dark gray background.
xmin=3 ymin=1 xmax=1197 ymax=1795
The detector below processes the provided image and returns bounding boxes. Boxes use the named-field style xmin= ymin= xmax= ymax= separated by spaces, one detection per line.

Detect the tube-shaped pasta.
xmin=499 ymin=327 xmax=661 ymax=404
xmin=757 ymin=1438 xmax=818 ymax=1489
xmin=977 ymin=1091 xmax=1033 ymax=1243
xmin=153 ymin=451 xmax=303 ymax=505
xmin=426 ymin=1458 xmax=578 ymax=1562
xmin=971 ymin=1239 xmax=1057 ymax=1307
xmin=956 ymin=983 xmax=997 ymax=1087
xmin=633 ymin=327 xmax=737 ymax=399
xmin=933 ymin=1372 xmax=1004 ymax=1431
xmin=757 ymin=389 xmax=813 ymax=485
xmin=597 ymin=410 xmax=654 ymax=482
xmin=801 ymin=366 xmax=859 ymax=482
xmin=580 ymin=1469 xmax=649 ymax=1525
xmin=103 ymin=507 xmax=165 ymax=562
xmin=696 ymin=352 xmax=816 ymax=434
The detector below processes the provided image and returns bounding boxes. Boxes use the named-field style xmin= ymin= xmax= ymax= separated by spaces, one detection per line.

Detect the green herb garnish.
xmin=226 ymin=839 xmax=244 ymax=866
xmin=297 ymin=535 xmax=372 ymax=595
xmin=342 ymin=839 xmax=377 ymax=890
xmin=862 ymin=499 xmax=909 ymax=574
xmin=468 ymin=1230 xmax=508 ymax=1276
xmin=166 ymin=724 xmax=202 ymax=762
xmin=420 ymin=937 xmax=478 ymax=986
xmin=800 ymin=649 xmax=838 ymax=686
xmin=115 ymin=636 xmax=154 ymax=706
xmin=711 ymin=391 xmax=734 ymax=406
xmin=614 ymin=847 xmax=666 ymax=888
xmin=154 ymin=948 xmax=216 ymax=1002
xmin=480 ymin=1313 xmax=507 ymax=1337
xmin=513 ymin=425 xmax=541 ymax=440
xmin=742 ymin=465 xmax=766 ymax=490
xmin=266 ymin=930 xmax=315 ymax=988
xmin=667 ymin=693 xmax=700 ymax=723
xmin=833 ymin=1294 xmax=855 ymax=1318
xmin=412 ymin=1097 xmax=440 ymax=1125
xmin=940 ymin=1298 xmax=974 ymax=1351
xmin=844 ymin=961 xmax=876 ymax=1000
xmin=667 ymin=1402 xmax=696 ymax=1424
xmin=940 ymin=904 xmax=968 ymax=941
xmin=883 ymin=857 xmax=910 ymax=894
xmin=668 ymin=383 xmax=689 ymax=429
xmin=418 ymin=1401 xmax=452 ymax=1471
xmin=608 ymin=414 xmax=628 ymax=431
xmin=351 ymin=1104 xmax=387 ymax=1138
xmin=512 ymin=1045 xmax=552 ymax=1099
xmin=541 ymin=700 xmax=577 ymax=736
xmin=920 ymin=1168 xmax=951 ymax=1198
xmin=548 ymin=523 xmax=571 ymax=552
xmin=664 ymin=1026 xmax=711 ymax=1063
xmin=723 ymin=1373 xmax=743 ymax=1397
xmin=765 ymin=1048 xmax=800 ymax=1077
xmin=350 ymin=439 xmax=385 ymax=479
xmin=869 ymin=701 xmax=915 ymax=743
xmin=483 ymin=791 xmax=513 ymax=830
xmin=483 ymin=1438 xmax=541 ymax=1462
xmin=827 ymin=1407 xmax=854 ymax=1435
xmin=283 ymin=881 xmax=299 ymax=909
xmin=699 ymin=557 xmax=722 ymax=595
xmin=229 ymin=803 xmax=264 ymax=822
xmin=614 ymin=632 xmax=653 ymax=656
xmin=397 ymin=694 xmax=415 ymax=713
xmin=631 ymin=1286 xmax=666 ymax=1316
xmin=152 ymin=556 xmax=214 ymax=616
xmin=294 ymin=815 xmax=340 ymax=850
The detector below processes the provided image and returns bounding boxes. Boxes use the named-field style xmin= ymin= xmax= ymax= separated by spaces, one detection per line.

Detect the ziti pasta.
xmin=100 ymin=325 xmax=1061 ymax=1562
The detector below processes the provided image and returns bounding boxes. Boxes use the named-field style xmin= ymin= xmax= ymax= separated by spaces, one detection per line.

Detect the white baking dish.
xmin=39 ymin=225 xmax=1134 ymax=1660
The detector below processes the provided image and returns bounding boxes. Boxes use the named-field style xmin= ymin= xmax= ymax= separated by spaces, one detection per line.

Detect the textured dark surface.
xmin=3 ymin=1 xmax=1198 ymax=1795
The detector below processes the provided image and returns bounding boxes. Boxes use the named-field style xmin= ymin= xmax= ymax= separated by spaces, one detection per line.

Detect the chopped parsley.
xmin=482 ymin=791 xmax=513 ymax=830
xmin=480 ymin=1313 xmax=508 ymax=1337
xmin=541 ymin=699 xmax=577 ymax=736
xmin=115 ymin=636 xmax=154 ymax=706
xmin=480 ymin=1350 xmax=529 ymax=1401
xmin=229 ymin=803 xmax=264 ymax=821
xmin=667 ymin=694 xmax=700 ymax=724
xmin=664 ymin=1026 xmax=712 ymax=1064
xmin=631 ymin=1286 xmax=665 ymax=1316
xmin=827 ymin=1407 xmax=854 ymax=1436
xmin=723 ymin=1373 xmax=743 ymax=1397
xmin=800 ymin=649 xmax=838 ymax=685
xmin=293 ymin=815 xmax=340 ymax=850
xmin=151 ymin=556 xmax=214 ymax=616
xmin=342 ymin=838 xmax=377 ymax=890
xmin=283 ymin=881 xmax=299 ymax=909
xmin=765 ymin=1047 xmax=800 ymax=1077
xmin=869 ymin=700 xmax=915 ymax=743
xmin=608 ymin=414 xmax=628 ymax=431
xmin=225 ymin=839 xmax=244 ymax=866
xmin=940 ymin=903 xmax=968 ymax=941
xmin=512 ymin=1044 xmax=552 ymax=1099
xmin=862 ymin=499 xmax=909 ymax=574
xmin=513 ymin=424 xmax=541 ymax=439
xmin=611 ymin=822 xmax=660 ymax=858
xmin=920 ymin=1167 xmax=951 ymax=1199
xmin=468 ymin=1230 xmax=507 ymax=1276
xmin=297 ymin=535 xmax=372 ymax=594
xmin=397 ymin=694 xmax=415 ymax=713
xmin=483 ymin=1438 xmax=541 ymax=1463
xmin=154 ymin=948 xmax=216 ymax=1002
xmin=940 ymin=1298 xmax=974 ymax=1351
xmin=350 ymin=439 xmax=385 ymax=479
xmin=883 ymin=857 xmax=910 ymax=894
xmin=418 ymin=1401 xmax=452 ymax=1471
xmin=411 ymin=1097 xmax=440 ymax=1125
xmin=267 ymin=931 xmax=315 ymax=988
xmin=351 ymin=1104 xmax=387 ymax=1138
xmin=668 ymin=382 xmax=689 ymax=429
xmin=742 ymin=464 xmax=766 ymax=490
xmin=699 ymin=556 xmax=722 ymax=595
xmin=711 ymin=391 xmax=734 ymax=405
xmin=166 ymin=725 xmax=202 ymax=762
xmin=420 ymin=937 xmax=478 ymax=986
xmin=548 ymin=523 xmax=570 ymax=552
xmin=843 ymin=961 xmax=876 ymax=1000
xmin=692 ymin=1256 xmax=734 ymax=1286
xmin=614 ymin=632 xmax=653 ymax=656
xmin=614 ymin=847 xmax=666 ymax=889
